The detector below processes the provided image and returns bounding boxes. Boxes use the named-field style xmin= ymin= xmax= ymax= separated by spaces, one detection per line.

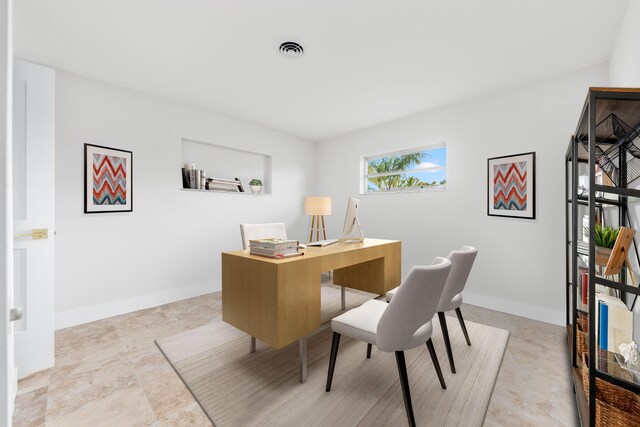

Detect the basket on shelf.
xmin=581 ymin=353 xmax=640 ymax=426
xmin=579 ymin=113 xmax=640 ymax=187
xmin=576 ymin=314 xmax=589 ymax=357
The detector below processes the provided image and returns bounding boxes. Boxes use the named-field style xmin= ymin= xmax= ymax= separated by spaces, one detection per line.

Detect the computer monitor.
xmin=341 ymin=197 xmax=364 ymax=243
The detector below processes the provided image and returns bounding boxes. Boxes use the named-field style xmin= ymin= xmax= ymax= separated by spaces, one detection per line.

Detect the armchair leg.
xmin=455 ymin=307 xmax=471 ymax=346
xmin=395 ymin=351 xmax=416 ymax=427
xmin=367 ymin=343 xmax=372 ymax=359
xmin=326 ymin=332 xmax=341 ymax=392
xmin=426 ymin=338 xmax=447 ymax=390
xmin=438 ymin=312 xmax=456 ymax=374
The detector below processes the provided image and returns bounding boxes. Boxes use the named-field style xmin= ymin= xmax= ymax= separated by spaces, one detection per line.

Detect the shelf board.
xmin=567 ymin=195 xmax=624 ymax=207
xmin=593 ymin=276 xmax=640 ymax=296
xmin=594 ymin=184 xmax=640 ymax=199
xmin=179 ymin=188 xmax=271 ymax=196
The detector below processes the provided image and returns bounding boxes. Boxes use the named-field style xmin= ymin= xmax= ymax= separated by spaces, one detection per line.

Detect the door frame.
xmin=0 ymin=0 xmax=13 ymax=425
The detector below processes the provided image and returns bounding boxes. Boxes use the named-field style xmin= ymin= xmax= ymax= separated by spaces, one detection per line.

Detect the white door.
xmin=1 ymin=0 xmax=14 ymax=423
xmin=12 ymin=58 xmax=55 ymax=378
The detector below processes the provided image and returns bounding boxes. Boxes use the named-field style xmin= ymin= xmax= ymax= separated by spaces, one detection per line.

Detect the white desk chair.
xmin=240 ymin=222 xmax=287 ymax=251
xmin=434 ymin=246 xmax=477 ymax=373
xmin=326 ymin=258 xmax=452 ymax=427
xmin=239 ymin=222 xmax=288 ymax=353
xmin=386 ymin=246 xmax=477 ymax=374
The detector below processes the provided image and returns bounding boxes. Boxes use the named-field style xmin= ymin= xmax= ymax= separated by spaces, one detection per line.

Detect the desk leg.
xmin=341 ymin=286 xmax=346 ymax=310
xmin=299 ymin=337 xmax=308 ymax=383
xmin=250 ymin=336 xmax=256 ymax=353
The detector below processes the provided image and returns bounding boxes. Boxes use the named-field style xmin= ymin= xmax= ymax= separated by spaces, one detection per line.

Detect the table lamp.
xmin=304 ymin=196 xmax=332 ymax=242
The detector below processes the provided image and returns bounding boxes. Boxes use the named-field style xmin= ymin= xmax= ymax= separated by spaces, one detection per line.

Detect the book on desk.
xmin=249 ymin=238 xmax=303 ymax=259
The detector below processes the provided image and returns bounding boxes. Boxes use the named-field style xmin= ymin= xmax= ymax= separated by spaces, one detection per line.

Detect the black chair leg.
xmin=437 ymin=312 xmax=456 ymax=374
xmin=455 ymin=307 xmax=471 ymax=346
xmin=367 ymin=343 xmax=372 ymax=359
xmin=326 ymin=332 xmax=341 ymax=392
xmin=395 ymin=351 xmax=416 ymax=427
xmin=426 ymin=338 xmax=447 ymax=389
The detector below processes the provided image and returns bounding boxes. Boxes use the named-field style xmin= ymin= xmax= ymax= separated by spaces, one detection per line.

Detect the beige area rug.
xmin=156 ymin=287 xmax=509 ymax=426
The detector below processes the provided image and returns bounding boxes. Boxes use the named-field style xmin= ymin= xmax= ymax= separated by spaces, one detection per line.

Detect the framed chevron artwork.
xmin=487 ymin=152 xmax=535 ymax=219
xmin=84 ymin=144 xmax=133 ymax=213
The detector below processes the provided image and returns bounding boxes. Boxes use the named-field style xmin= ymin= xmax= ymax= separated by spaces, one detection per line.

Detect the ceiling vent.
xmin=279 ymin=42 xmax=304 ymax=58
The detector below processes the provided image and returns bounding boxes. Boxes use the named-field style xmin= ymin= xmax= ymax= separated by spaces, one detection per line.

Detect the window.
xmin=361 ymin=143 xmax=446 ymax=194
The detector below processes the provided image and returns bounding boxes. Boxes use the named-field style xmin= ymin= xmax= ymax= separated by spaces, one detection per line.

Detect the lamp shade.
xmin=304 ymin=196 xmax=332 ymax=216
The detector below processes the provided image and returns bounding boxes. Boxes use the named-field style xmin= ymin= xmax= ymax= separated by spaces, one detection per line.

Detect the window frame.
xmin=360 ymin=142 xmax=447 ymax=195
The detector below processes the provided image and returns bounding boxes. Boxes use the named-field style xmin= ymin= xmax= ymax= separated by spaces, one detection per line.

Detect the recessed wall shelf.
xmin=180 ymin=138 xmax=272 ymax=194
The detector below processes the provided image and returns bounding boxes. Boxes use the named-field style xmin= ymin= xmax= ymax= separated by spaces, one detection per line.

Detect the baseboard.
xmin=55 ymin=281 xmax=219 ymax=330
xmin=463 ymin=291 xmax=564 ymax=326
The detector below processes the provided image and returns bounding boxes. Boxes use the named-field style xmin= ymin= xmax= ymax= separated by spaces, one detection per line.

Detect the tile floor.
xmin=13 ymin=292 xmax=577 ymax=426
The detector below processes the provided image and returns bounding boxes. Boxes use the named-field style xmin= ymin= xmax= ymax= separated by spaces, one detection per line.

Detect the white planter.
xmin=250 ymin=185 xmax=262 ymax=193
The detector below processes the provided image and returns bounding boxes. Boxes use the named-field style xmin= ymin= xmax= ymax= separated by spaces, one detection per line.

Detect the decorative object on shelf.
xmin=578 ymin=175 xmax=589 ymax=196
xmin=580 ymin=113 xmax=640 ymax=188
xmin=603 ymin=226 xmax=635 ymax=281
xmin=249 ymin=179 xmax=263 ymax=193
xmin=84 ymin=143 xmax=132 ymax=213
xmin=487 ymin=152 xmax=535 ymax=219
xmin=583 ymin=224 xmax=619 ymax=267
xmin=619 ymin=341 xmax=639 ymax=365
xmin=304 ymin=196 xmax=332 ymax=242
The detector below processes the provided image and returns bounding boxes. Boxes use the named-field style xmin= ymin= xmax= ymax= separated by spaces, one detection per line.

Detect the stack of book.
xmin=595 ymin=293 xmax=633 ymax=353
xmin=249 ymin=238 xmax=303 ymax=259
xmin=207 ymin=177 xmax=244 ymax=192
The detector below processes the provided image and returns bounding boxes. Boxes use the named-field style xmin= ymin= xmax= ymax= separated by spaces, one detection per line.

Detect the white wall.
xmin=610 ymin=0 xmax=640 ymax=86
xmin=54 ymin=70 xmax=316 ymax=328
xmin=316 ymin=64 xmax=609 ymax=325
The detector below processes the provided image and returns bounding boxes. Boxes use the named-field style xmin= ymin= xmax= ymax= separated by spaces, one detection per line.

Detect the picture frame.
xmin=487 ymin=152 xmax=535 ymax=219
xmin=84 ymin=143 xmax=133 ymax=213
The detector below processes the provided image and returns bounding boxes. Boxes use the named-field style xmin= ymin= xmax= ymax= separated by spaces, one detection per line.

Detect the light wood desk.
xmin=222 ymin=238 xmax=401 ymax=382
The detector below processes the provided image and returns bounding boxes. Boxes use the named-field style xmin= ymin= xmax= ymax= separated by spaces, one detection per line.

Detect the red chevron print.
xmin=493 ymin=163 xmax=527 ymax=185
xmin=493 ymin=161 xmax=527 ymax=211
xmin=92 ymin=154 xmax=127 ymax=205
xmin=488 ymin=153 xmax=534 ymax=219
xmin=85 ymin=144 xmax=132 ymax=213
xmin=93 ymin=156 xmax=126 ymax=177
xmin=494 ymin=187 xmax=527 ymax=206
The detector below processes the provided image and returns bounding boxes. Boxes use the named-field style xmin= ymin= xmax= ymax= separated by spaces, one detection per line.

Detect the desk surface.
xmin=223 ymin=238 xmax=400 ymax=263
xmin=222 ymin=238 xmax=401 ymax=349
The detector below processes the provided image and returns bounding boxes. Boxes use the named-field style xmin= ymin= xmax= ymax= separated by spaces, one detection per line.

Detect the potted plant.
xmin=584 ymin=224 xmax=619 ymax=266
xmin=249 ymin=179 xmax=263 ymax=193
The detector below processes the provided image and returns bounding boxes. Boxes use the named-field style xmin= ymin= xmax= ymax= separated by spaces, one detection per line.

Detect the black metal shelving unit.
xmin=566 ymin=88 xmax=640 ymax=426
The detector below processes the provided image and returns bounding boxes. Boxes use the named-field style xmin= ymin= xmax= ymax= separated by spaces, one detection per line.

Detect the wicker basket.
xmin=576 ymin=315 xmax=589 ymax=357
xmin=581 ymin=353 xmax=640 ymax=426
